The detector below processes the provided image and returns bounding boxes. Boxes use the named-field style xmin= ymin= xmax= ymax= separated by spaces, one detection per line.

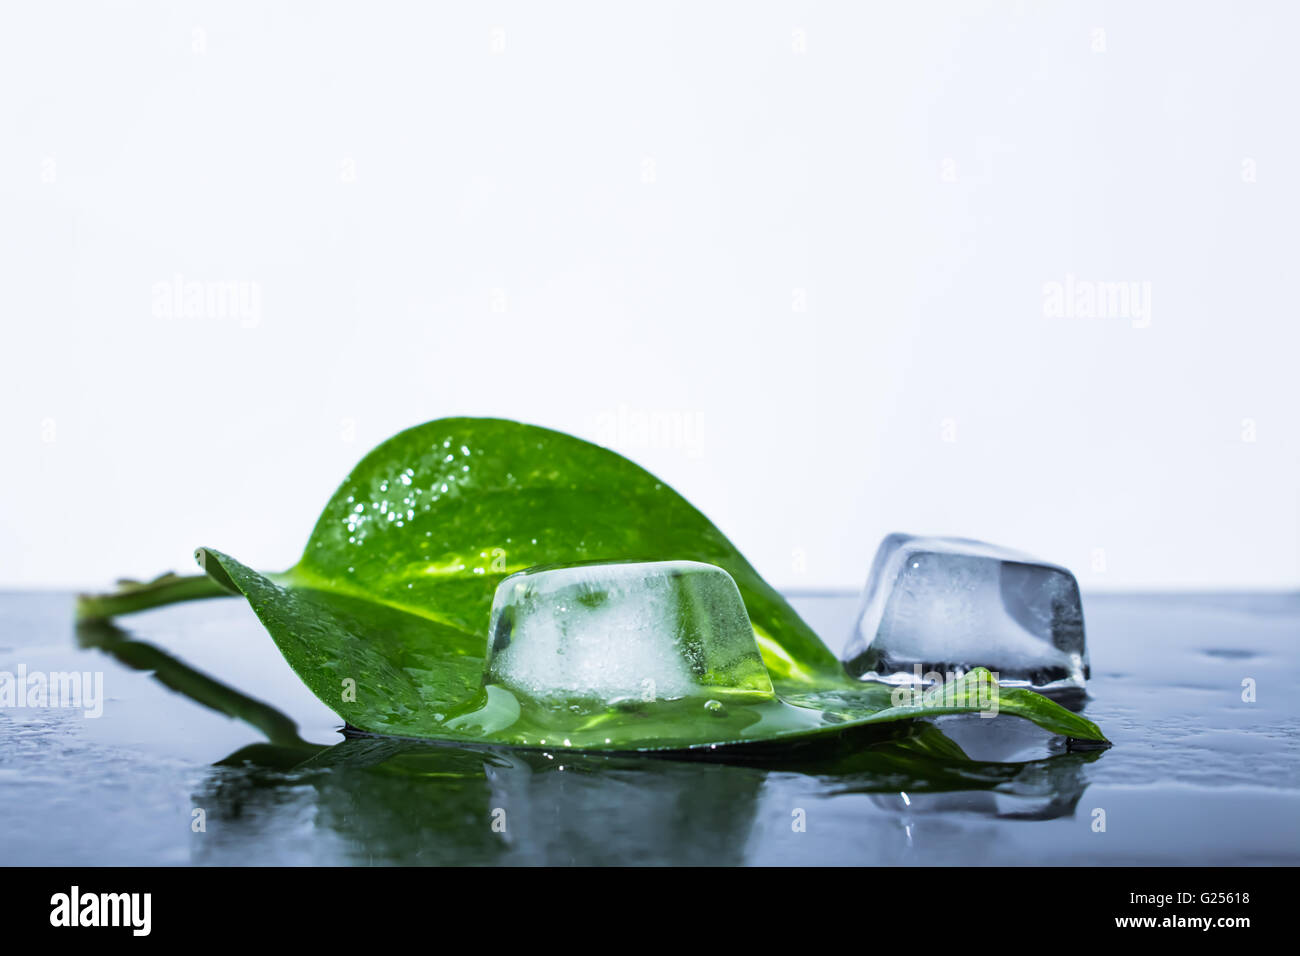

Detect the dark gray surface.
xmin=1 ymin=590 xmax=1296 ymax=865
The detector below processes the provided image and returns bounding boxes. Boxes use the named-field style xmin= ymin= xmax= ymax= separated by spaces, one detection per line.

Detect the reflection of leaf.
xmin=199 ymin=722 xmax=1095 ymax=864
xmin=804 ymin=722 xmax=1103 ymax=799
xmin=76 ymin=417 xmax=1108 ymax=750
xmin=198 ymin=737 xmax=767 ymax=866
xmin=75 ymin=617 xmax=316 ymax=751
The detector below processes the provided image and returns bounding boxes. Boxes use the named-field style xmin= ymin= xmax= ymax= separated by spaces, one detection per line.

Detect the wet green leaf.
xmin=80 ymin=417 xmax=1108 ymax=750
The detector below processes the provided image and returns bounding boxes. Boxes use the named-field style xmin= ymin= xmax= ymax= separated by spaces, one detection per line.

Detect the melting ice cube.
xmin=842 ymin=534 xmax=1088 ymax=693
xmin=485 ymin=560 xmax=774 ymax=703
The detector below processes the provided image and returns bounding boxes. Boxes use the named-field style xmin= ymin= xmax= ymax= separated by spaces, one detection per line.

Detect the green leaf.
xmin=288 ymin=417 xmax=841 ymax=684
xmin=83 ymin=417 xmax=1109 ymax=750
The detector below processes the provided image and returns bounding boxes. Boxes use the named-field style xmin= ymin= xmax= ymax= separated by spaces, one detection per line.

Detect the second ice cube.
xmin=842 ymin=534 xmax=1089 ymax=693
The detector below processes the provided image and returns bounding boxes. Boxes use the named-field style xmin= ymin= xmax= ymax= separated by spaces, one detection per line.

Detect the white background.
xmin=2 ymin=1 xmax=1297 ymax=591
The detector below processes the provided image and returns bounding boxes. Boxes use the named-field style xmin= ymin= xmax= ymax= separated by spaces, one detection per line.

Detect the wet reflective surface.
xmin=1 ymin=591 xmax=1296 ymax=864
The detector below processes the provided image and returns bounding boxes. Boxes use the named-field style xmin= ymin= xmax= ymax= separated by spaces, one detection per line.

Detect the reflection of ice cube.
xmin=485 ymin=561 xmax=774 ymax=703
xmin=843 ymin=534 xmax=1088 ymax=692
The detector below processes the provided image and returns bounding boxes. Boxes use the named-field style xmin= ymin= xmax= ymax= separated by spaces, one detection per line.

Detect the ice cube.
xmin=485 ymin=560 xmax=774 ymax=703
xmin=842 ymin=534 xmax=1088 ymax=692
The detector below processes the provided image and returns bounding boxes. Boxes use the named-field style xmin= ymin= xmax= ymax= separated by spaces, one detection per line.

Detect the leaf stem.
xmin=75 ymin=573 xmax=231 ymax=621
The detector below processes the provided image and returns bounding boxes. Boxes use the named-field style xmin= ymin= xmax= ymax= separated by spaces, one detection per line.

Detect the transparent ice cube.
xmin=485 ymin=560 xmax=774 ymax=703
xmin=842 ymin=534 xmax=1088 ymax=693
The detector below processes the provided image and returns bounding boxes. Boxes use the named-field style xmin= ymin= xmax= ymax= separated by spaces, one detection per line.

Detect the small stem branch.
xmin=76 ymin=573 xmax=230 ymax=621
